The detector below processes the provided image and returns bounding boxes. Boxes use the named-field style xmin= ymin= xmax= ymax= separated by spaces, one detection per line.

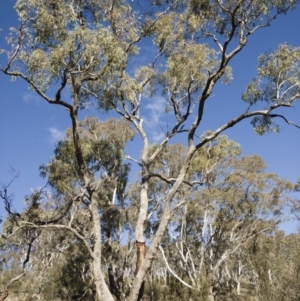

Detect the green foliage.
xmin=241 ymin=44 xmax=300 ymax=134
xmin=243 ymin=44 xmax=300 ymax=106
xmin=250 ymin=115 xmax=280 ymax=135
xmin=40 ymin=117 xmax=134 ymax=196
xmin=190 ymin=135 xmax=241 ymax=181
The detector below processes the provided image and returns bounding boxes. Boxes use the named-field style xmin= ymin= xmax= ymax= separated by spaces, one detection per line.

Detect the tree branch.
xmin=159 ymin=245 xmax=193 ymax=289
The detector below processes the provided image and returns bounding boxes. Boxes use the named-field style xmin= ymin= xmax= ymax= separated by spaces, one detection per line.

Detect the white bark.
xmin=268 ymin=269 xmax=273 ymax=285
xmin=128 ymin=148 xmax=196 ymax=301
xmin=159 ymin=245 xmax=193 ymax=289
xmin=90 ymin=196 xmax=114 ymax=301
xmin=207 ymin=286 xmax=215 ymax=301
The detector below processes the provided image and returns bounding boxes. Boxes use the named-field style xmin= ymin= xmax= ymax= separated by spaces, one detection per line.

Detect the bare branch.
xmin=19 ymin=222 xmax=94 ymax=259
xmin=148 ymin=172 xmax=204 ymax=187
xmin=159 ymin=245 xmax=193 ymax=289
xmin=0 ymin=69 xmax=73 ymax=110
xmin=195 ymin=103 xmax=294 ymax=150
xmin=3 ymin=21 xmax=26 ymax=73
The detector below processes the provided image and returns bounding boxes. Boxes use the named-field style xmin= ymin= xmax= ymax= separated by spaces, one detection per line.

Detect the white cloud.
xmin=144 ymin=96 xmax=166 ymax=125
xmin=151 ymin=130 xmax=166 ymax=142
xmin=23 ymin=92 xmax=40 ymax=104
xmin=144 ymin=96 xmax=167 ymax=142
xmin=48 ymin=127 xmax=64 ymax=144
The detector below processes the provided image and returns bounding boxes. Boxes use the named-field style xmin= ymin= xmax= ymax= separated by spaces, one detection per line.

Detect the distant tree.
xmin=0 ymin=215 xmax=37 ymax=301
xmin=158 ymin=139 xmax=293 ymax=300
xmin=1 ymin=1 xmax=300 ymax=301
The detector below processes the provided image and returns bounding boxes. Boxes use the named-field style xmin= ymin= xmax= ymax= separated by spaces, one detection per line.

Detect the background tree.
xmin=158 ymin=142 xmax=293 ymax=300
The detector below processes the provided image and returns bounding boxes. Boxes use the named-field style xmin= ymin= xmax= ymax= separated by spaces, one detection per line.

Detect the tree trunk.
xmin=69 ymin=103 xmax=115 ymax=301
xmin=128 ymin=148 xmax=195 ymax=301
xmin=135 ymin=241 xmax=146 ymax=301
xmin=128 ymin=200 xmax=172 ymax=301
xmin=207 ymin=287 xmax=215 ymax=301
xmin=134 ymin=160 xmax=149 ymax=301
xmin=205 ymin=269 xmax=216 ymax=301
xmin=135 ymin=241 xmax=146 ymax=275
xmin=0 ymin=290 xmax=8 ymax=301
xmin=237 ymin=280 xmax=241 ymax=295
xmin=90 ymin=196 xmax=114 ymax=301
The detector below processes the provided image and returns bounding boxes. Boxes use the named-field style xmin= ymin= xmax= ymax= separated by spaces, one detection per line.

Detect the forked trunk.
xmin=128 ymin=149 xmax=196 ymax=301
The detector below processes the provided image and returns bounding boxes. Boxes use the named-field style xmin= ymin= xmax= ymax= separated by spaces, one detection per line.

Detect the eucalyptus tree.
xmin=0 ymin=220 xmax=90 ymax=301
xmin=158 ymin=139 xmax=293 ymax=301
xmin=245 ymin=230 xmax=300 ymax=301
xmin=0 ymin=214 xmax=39 ymax=301
xmin=1 ymin=1 xmax=300 ymax=301
xmin=1 ymin=117 xmax=134 ymax=301
xmin=39 ymin=117 xmax=134 ymax=301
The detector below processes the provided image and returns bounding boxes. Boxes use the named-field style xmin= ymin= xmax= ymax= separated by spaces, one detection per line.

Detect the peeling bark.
xmin=135 ymin=241 xmax=146 ymax=275
xmin=135 ymin=241 xmax=146 ymax=301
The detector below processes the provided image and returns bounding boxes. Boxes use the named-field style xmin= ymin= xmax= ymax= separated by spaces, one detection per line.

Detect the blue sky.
xmin=0 ymin=1 xmax=300 ymax=231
